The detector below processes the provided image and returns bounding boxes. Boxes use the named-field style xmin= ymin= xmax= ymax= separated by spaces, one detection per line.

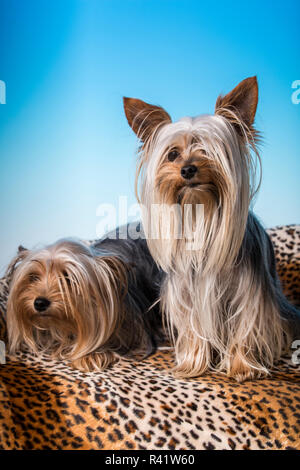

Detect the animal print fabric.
xmin=0 ymin=226 xmax=299 ymax=450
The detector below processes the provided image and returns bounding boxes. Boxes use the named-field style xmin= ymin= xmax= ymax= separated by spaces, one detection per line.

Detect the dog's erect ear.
xmin=6 ymin=247 xmax=29 ymax=279
xmin=123 ymin=97 xmax=171 ymax=141
xmin=215 ymin=76 xmax=258 ymax=130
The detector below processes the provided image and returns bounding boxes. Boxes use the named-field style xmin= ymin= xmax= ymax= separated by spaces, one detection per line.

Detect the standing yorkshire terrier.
xmin=124 ymin=77 xmax=300 ymax=381
xmin=6 ymin=226 xmax=163 ymax=371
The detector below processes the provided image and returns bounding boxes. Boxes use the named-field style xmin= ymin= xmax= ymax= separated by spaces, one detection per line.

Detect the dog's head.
xmin=6 ymin=239 xmax=127 ymax=368
xmin=124 ymin=77 xmax=259 ymax=206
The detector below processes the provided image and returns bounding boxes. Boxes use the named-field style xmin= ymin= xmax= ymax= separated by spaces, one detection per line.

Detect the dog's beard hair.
xmin=139 ymin=114 xmax=256 ymax=272
xmin=138 ymin=113 xmax=290 ymax=380
xmin=6 ymin=241 xmax=128 ymax=371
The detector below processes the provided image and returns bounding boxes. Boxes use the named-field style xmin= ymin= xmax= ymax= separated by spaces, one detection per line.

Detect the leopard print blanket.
xmin=0 ymin=226 xmax=299 ymax=450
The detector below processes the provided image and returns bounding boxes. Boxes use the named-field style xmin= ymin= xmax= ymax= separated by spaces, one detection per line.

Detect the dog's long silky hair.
xmin=6 ymin=233 xmax=163 ymax=371
xmin=124 ymin=77 xmax=300 ymax=381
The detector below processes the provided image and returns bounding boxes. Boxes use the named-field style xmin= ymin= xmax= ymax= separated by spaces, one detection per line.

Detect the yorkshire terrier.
xmin=124 ymin=76 xmax=300 ymax=381
xmin=6 ymin=225 xmax=163 ymax=372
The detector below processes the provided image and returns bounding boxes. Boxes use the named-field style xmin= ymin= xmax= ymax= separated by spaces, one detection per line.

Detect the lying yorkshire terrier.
xmin=6 ymin=224 xmax=164 ymax=371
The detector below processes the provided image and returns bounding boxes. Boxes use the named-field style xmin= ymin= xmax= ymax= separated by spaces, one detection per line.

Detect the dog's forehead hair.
xmin=166 ymin=134 xmax=200 ymax=155
xmin=159 ymin=114 xmax=230 ymax=150
xmin=168 ymin=133 xmax=192 ymax=147
xmin=24 ymin=255 xmax=64 ymax=277
xmin=24 ymin=241 xmax=92 ymax=275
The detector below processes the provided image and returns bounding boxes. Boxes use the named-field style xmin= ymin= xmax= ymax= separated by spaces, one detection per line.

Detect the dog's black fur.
xmin=92 ymin=222 xmax=165 ymax=358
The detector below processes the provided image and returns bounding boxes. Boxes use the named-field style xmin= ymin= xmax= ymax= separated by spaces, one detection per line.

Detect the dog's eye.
xmin=62 ymin=271 xmax=71 ymax=285
xmin=29 ymin=274 xmax=40 ymax=282
xmin=167 ymin=149 xmax=180 ymax=162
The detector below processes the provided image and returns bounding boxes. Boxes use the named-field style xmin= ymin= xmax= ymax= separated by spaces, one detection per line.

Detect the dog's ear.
xmin=6 ymin=247 xmax=29 ymax=279
xmin=215 ymin=76 xmax=258 ymax=131
xmin=95 ymin=255 xmax=128 ymax=293
xmin=123 ymin=97 xmax=171 ymax=141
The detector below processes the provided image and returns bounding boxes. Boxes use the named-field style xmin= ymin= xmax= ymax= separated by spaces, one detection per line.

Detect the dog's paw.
xmin=228 ymin=358 xmax=269 ymax=382
xmin=71 ymin=351 xmax=118 ymax=372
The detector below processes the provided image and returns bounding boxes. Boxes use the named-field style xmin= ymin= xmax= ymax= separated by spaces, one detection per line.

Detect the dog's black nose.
xmin=34 ymin=297 xmax=51 ymax=312
xmin=181 ymin=165 xmax=197 ymax=180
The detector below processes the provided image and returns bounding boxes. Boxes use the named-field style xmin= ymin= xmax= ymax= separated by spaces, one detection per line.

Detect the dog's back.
xmin=91 ymin=223 xmax=165 ymax=356
xmin=242 ymin=213 xmax=300 ymax=336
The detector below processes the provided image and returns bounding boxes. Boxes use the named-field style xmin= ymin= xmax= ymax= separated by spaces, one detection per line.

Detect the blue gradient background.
xmin=0 ymin=0 xmax=299 ymax=273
